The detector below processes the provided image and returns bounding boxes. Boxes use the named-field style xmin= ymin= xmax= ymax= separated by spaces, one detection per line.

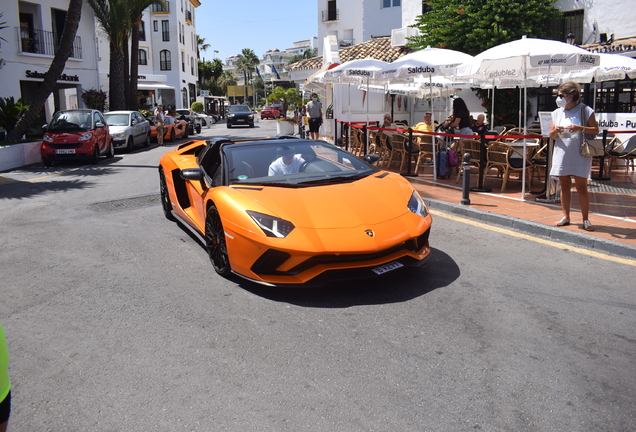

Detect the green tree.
xmin=0 ymin=97 xmax=28 ymax=134
xmin=196 ymin=34 xmax=210 ymax=59
xmin=409 ymin=0 xmax=562 ymax=56
xmin=128 ymin=0 xmax=166 ymax=110
xmin=5 ymin=0 xmax=83 ymax=143
xmin=235 ymin=48 xmax=260 ymax=103
xmin=88 ymin=0 xmax=131 ymax=111
xmin=287 ymin=48 xmax=317 ymax=65
xmin=267 ymin=87 xmax=301 ymax=115
xmin=218 ymin=70 xmax=237 ymax=96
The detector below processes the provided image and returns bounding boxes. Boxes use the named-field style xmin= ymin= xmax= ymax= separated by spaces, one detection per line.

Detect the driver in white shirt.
xmin=268 ymin=145 xmax=304 ymax=176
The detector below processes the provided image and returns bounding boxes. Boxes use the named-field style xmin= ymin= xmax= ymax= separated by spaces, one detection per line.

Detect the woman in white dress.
xmin=549 ymin=81 xmax=600 ymax=231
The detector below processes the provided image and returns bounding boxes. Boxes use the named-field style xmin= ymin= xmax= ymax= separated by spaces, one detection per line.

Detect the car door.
xmin=93 ymin=111 xmax=106 ymax=151
xmin=132 ymin=112 xmax=143 ymax=144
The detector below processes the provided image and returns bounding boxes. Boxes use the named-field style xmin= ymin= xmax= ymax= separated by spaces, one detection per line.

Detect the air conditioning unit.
xmin=391 ymin=27 xmax=420 ymax=47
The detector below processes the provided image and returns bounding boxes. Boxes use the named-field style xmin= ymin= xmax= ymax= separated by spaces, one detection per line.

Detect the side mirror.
xmin=180 ymin=168 xmax=204 ymax=181
xmin=364 ymin=154 xmax=380 ymax=164
xmin=42 ymin=124 xmax=48 ymax=131
xmin=131 ymin=119 xmax=137 ymax=125
xmin=96 ymin=122 xmax=105 ymax=128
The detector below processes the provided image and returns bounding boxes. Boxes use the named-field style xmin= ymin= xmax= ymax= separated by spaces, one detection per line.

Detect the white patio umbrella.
xmin=456 ymin=36 xmax=600 ymax=198
xmin=375 ymin=47 xmax=474 ymax=179
xmin=324 ymin=59 xmax=389 ymax=150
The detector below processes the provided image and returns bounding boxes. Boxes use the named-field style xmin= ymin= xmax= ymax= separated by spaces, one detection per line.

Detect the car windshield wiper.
xmin=298 ymin=172 xmax=369 ymax=185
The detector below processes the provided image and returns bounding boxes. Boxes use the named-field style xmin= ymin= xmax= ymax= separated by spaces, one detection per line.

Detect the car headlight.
xmin=78 ymin=133 xmax=93 ymax=141
xmin=247 ymin=211 xmax=295 ymax=238
xmin=248 ymin=114 xmax=254 ymax=119
xmin=112 ymin=131 xmax=125 ymax=139
xmin=407 ymin=191 xmax=428 ymax=218
xmin=228 ymin=114 xmax=235 ymax=118
xmin=43 ymin=134 xmax=53 ymax=142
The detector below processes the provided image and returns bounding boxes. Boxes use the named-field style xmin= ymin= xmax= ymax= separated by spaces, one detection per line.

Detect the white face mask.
xmin=555 ymin=96 xmax=568 ymax=109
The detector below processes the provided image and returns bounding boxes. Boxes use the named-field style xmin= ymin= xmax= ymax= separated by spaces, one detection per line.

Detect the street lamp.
xmin=566 ymin=32 xmax=576 ymax=45
xmin=213 ymin=50 xmax=219 ymax=59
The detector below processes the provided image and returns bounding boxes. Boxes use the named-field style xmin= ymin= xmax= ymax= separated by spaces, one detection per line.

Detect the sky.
xmin=195 ymin=0 xmax=318 ymax=62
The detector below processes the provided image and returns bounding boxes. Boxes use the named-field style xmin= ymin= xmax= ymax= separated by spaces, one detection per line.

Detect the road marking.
xmin=431 ymin=209 xmax=636 ymax=267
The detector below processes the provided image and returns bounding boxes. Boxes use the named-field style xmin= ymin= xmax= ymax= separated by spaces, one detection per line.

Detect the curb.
xmin=425 ymin=198 xmax=636 ymax=260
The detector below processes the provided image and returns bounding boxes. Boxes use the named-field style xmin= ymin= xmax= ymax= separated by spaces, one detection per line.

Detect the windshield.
xmin=48 ymin=111 xmax=93 ymax=132
xmin=176 ymin=109 xmax=190 ymax=115
xmin=229 ymin=105 xmax=251 ymax=113
xmin=103 ymin=113 xmax=130 ymax=126
xmin=223 ymin=141 xmax=379 ymax=188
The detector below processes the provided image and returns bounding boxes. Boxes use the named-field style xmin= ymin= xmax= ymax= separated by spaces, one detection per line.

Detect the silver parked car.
xmin=103 ymin=111 xmax=151 ymax=152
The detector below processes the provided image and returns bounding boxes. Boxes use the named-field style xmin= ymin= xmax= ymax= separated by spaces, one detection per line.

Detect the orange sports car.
xmin=158 ymin=137 xmax=432 ymax=286
xmin=147 ymin=115 xmax=189 ymax=142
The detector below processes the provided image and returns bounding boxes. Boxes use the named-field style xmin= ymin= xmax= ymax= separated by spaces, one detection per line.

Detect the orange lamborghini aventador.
xmin=158 ymin=137 xmax=432 ymax=286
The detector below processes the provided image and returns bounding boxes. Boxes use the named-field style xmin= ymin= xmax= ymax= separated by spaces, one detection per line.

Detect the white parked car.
xmin=103 ymin=111 xmax=151 ymax=152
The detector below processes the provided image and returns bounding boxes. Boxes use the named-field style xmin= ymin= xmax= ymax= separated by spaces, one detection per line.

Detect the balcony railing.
xmin=322 ymin=9 xmax=338 ymax=22
xmin=16 ymin=27 xmax=82 ymax=59
xmin=185 ymin=10 xmax=192 ymax=22
xmin=152 ymin=1 xmax=169 ymax=12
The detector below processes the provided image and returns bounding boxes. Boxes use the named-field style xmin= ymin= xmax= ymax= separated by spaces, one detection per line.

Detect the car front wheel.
xmin=126 ymin=136 xmax=134 ymax=152
xmin=205 ymin=204 xmax=231 ymax=276
xmin=159 ymin=168 xmax=176 ymax=221
xmin=91 ymin=143 xmax=100 ymax=164
xmin=106 ymin=139 xmax=115 ymax=158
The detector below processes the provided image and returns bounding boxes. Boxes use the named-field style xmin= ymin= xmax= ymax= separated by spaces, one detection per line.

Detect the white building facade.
xmin=96 ymin=0 xmax=201 ymax=110
xmin=0 ymin=0 xmax=100 ymax=122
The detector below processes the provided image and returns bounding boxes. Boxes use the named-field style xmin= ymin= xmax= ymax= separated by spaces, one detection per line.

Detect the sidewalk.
xmin=398 ymin=163 xmax=636 ymax=259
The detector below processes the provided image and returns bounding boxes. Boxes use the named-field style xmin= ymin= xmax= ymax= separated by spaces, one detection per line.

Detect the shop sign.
xmin=25 ymin=70 xmax=80 ymax=82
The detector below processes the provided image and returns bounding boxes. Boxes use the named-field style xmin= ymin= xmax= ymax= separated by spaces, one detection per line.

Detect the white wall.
xmin=553 ymin=0 xmax=636 ymax=43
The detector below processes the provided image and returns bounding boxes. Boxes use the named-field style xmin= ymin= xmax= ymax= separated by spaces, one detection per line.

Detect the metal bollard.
xmin=461 ymin=152 xmax=471 ymax=205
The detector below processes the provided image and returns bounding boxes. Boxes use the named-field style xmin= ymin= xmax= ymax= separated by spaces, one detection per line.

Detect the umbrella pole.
xmin=521 ymin=58 xmax=528 ymax=200
xmin=431 ymin=75 xmax=437 ymax=181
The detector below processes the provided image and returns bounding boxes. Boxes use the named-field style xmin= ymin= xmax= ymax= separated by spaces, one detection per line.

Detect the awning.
xmin=137 ymin=84 xmax=175 ymax=90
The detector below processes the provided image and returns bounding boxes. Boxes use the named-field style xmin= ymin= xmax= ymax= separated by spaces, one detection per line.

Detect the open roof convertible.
xmin=158 ymin=137 xmax=432 ymax=287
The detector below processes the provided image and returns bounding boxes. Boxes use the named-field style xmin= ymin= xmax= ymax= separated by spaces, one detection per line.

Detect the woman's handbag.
xmin=579 ymin=105 xmax=602 ymax=157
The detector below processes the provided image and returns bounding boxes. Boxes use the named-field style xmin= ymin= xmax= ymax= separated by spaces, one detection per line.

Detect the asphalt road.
xmin=1 ymin=117 xmax=635 ymax=431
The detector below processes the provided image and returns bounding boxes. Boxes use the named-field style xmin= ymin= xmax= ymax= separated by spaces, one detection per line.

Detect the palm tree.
xmin=128 ymin=0 xmax=166 ymax=110
xmin=235 ymin=48 xmax=260 ymax=104
xmin=218 ymin=70 xmax=236 ymax=96
xmin=5 ymin=0 xmax=83 ymax=142
xmin=88 ymin=0 xmax=131 ymax=111
xmin=196 ymin=34 xmax=210 ymax=59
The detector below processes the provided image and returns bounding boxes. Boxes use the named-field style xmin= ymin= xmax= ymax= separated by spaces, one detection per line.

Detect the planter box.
xmin=276 ymin=121 xmax=295 ymax=136
xmin=0 ymin=140 xmax=42 ymax=172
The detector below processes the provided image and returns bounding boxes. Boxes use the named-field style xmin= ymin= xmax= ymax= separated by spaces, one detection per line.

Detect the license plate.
xmin=237 ymin=119 xmax=245 ymax=122
xmin=55 ymin=149 xmax=76 ymax=154
xmin=372 ymin=261 xmax=404 ymax=275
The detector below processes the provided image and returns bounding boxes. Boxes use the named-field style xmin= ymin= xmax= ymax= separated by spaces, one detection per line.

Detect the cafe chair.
xmin=375 ymin=132 xmax=392 ymax=168
xmin=367 ymin=130 xmax=379 ymax=155
xmin=454 ymin=138 xmax=482 ymax=183
xmin=348 ymin=127 xmax=363 ymax=156
xmin=386 ymin=132 xmax=409 ymax=170
xmin=485 ymin=141 xmax=534 ymax=192
xmin=413 ymin=135 xmax=435 ymax=173
xmin=606 ymin=135 xmax=636 ymax=174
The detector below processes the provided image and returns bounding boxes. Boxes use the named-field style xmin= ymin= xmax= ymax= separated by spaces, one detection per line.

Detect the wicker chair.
xmin=367 ymin=130 xmax=379 ymax=155
xmin=485 ymin=141 xmax=534 ymax=192
xmin=348 ymin=127 xmax=363 ymax=156
xmin=376 ymin=132 xmax=392 ymax=168
xmin=607 ymin=135 xmax=636 ymax=174
xmin=414 ymin=134 xmax=435 ymax=173
xmin=386 ymin=132 xmax=409 ymax=170
xmin=454 ymin=139 xmax=482 ymax=183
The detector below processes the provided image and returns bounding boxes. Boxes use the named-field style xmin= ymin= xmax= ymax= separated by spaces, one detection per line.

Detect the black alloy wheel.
xmin=159 ymin=168 xmax=175 ymax=221
xmin=205 ymin=204 xmax=231 ymax=276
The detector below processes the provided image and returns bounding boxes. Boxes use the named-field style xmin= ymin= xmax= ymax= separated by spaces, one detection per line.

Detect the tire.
xmin=126 ymin=136 xmax=134 ymax=152
xmin=249 ymin=123 xmax=254 ymax=128
xmin=143 ymin=133 xmax=150 ymax=147
xmin=227 ymin=123 xmax=232 ymax=129
xmin=159 ymin=168 xmax=176 ymax=221
xmin=43 ymin=158 xmax=53 ymax=168
xmin=196 ymin=124 xmax=201 ymax=134
xmin=169 ymin=128 xmax=175 ymax=142
xmin=90 ymin=143 xmax=100 ymax=164
xmin=205 ymin=204 xmax=231 ymax=276
xmin=106 ymin=139 xmax=115 ymax=158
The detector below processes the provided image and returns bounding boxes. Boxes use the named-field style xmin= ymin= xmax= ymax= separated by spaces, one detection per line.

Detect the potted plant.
xmin=276 ymin=116 xmax=296 ymax=135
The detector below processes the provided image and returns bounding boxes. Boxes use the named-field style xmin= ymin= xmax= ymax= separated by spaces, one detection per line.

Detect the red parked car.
xmin=260 ymin=106 xmax=280 ymax=119
xmin=41 ymin=109 xmax=113 ymax=167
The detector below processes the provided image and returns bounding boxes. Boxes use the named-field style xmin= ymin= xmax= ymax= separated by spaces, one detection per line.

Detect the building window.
xmin=139 ymin=20 xmax=146 ymax=41
xmin=549 ymin=9 xmax=584 ymax=45
xmin=322 ymin=0 xmax=338 ymax=22
xmin=162 ymin=20 xmax=170 ymax=41
xmin=160 ymin=49 xmax=171 ymax=70
xmin=152 ymin=1 xmax=169 ymax=12
xmin=382 ymin=0 xmax=401 ymax=7
xmin=153 ymin=20 xmax=158 ymax=32
xmin=138 ymin=49 xmax=148 ymax=65
xmin=191 ymin=56 xmax=194 ymax=75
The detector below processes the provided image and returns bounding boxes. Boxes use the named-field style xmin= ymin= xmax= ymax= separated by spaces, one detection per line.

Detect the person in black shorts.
xmin=306 ymin=93 xmax=323 ymax=140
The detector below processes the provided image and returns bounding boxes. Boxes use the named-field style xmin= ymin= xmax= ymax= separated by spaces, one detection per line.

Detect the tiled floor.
xmin=395 ymin=161 xmax=636 ymax=248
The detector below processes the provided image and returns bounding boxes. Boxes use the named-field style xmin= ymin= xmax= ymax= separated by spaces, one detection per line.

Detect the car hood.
xmin=107 ymin=125 xmax=130 ymax=133
xmin=231 ymin=174 xmax=413 ymax=229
